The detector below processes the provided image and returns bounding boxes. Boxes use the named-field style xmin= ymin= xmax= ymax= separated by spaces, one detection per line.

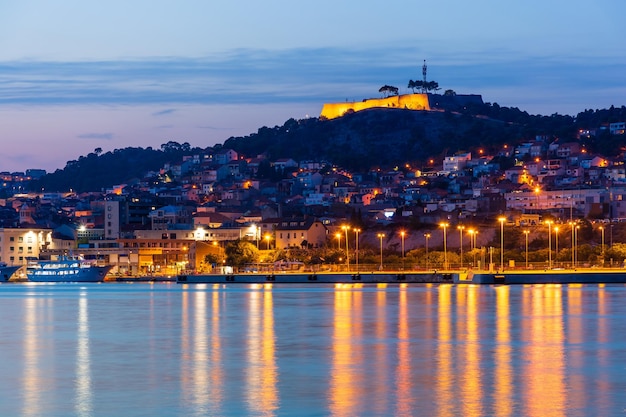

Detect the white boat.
xmin=0 ymin=262 xmax=21 ymax=282
xmin=26 ymin=256 xmax=112 ymax=282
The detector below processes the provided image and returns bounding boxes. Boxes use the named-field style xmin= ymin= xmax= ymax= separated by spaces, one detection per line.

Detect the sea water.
xmin=0 ymin=282 xmax=625 ymax=417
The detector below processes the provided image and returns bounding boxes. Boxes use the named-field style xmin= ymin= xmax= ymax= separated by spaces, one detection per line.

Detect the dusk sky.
xmin=1 ymin=0 xmax=625 ymax=173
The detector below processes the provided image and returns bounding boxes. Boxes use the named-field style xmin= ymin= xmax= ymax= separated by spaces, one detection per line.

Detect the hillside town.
xmin=1 ymin=120 xmax=626 ymax=277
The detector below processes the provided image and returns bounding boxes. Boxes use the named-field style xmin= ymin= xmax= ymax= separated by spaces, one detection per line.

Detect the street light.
xmin=575 ymin=225 xmax=580 ymax=267
xmin=498 ymin=217 xmax=506 ymax=271
xmin=354 ymin=228 xmax=361 ymax=272
xmin=400 ymin=230 xmax=406 ymax=270
xmin=600 ymin=226 xmax=605 ymax=267
xmin=554 ymin=226 xmax=559 ymax=266
xmin=523 ymin=230 xmax=530 ymax=269
xmin=458 ymin=225 xmax=465 ymax=268
xmin=440 ymin=223 xmax=448 ymax=270
xmin=377 ymin=233 xmax=385 ymax=270
xmin=467 ymin=229 xmax=475 ymax=250
xmin=424 ymin=233 xmax=431 ymax=270
xmin=264 ymin=234 xmax=271 ymax=250
xmin=341 ymin=225 xmax=350 ymax=271
xmin=546 ymin=220 xmax=553 ymax=269
xmin=570 ymin=221 xmax=575 ymax=267
xmin=335 ymin=232 xmax=342 ymax=249
xmin=468 ymin=228 xmax=477 ymax=267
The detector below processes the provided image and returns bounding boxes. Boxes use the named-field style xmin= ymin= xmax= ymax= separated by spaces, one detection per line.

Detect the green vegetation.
xmin=29 ymin=141 xmax=202 ymax=193
xmin=27 ymin=104 xmax=626 ymax=192
xmin=225 ymin=239 xmax=259 ymax=267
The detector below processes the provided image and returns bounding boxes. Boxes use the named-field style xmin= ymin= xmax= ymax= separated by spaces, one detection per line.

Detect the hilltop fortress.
xmin=320 ymin=93 xmax=484 ymax=120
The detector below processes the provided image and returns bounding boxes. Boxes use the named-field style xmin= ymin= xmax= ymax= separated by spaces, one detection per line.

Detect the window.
xmin=18 ymin=237 xmax=23 ymax=242
xmin=9 ymin=246 xmax=14 ymax=252
xmin=9 ymin=237 xmax=14 ymax=242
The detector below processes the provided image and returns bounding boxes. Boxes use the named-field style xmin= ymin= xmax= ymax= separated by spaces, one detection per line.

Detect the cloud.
xmin=0 ymin=46 xmax=624 ymax=115
xmin=196 ymin=125 xmax=236 ymax=131
xmin=77 ymin=132 xmax=113 ymax=140
xmin=152 ymin=108 xmax=176 ymax=116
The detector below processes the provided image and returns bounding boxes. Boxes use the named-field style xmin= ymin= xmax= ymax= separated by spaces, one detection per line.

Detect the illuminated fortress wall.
xmin=320 ymin=93 xmax=430 ymax=120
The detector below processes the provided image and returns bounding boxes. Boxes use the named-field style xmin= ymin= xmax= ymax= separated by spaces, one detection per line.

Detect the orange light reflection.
xmin=329 ymin=288 xmax=363 ymax=416
xmin=436 ymin=285 xmax=454 ymax=417
xmin=523 ymin=285 xmax=566 ymax=417
xmin=460 ymin=285 xmax=483 ymax=416
xmin=494 ymin=285 xmax=513 ymax=417
xmin=246 ymin=289 xmax=278 ymax=415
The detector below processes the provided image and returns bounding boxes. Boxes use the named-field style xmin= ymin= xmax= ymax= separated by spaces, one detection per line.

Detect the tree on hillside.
xmin=408 ymin=79 xmax=440 ymax=93
xmin=408 ymin=80 xmax=423 ymax=93
xmin=426 ymin=81 xmax=440 ymax=93
xmin=379 ymin=85 xmax=399 ymax=97
xmin=225 ymin=239 xmax=259 ymax=268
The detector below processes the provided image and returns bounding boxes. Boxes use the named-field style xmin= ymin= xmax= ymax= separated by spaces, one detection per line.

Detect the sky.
xmin=1 ymin=0 xmax=625 ymax=173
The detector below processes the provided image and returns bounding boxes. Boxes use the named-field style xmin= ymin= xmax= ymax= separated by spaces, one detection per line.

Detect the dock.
xmin=178 ymin=269 xmax=626 ymax=285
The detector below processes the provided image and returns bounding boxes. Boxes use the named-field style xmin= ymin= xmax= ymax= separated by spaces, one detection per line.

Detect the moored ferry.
xmin=0 ymin=262 xmax=21 ymax=282
xmin=26 ymin=256 xmax=112 ymax=282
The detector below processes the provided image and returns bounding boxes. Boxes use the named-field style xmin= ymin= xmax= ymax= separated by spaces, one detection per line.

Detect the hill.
xmin=29 ymin=102 xmax=626 ymax=192
xmin=30 ymin=142 xmax=202 ymax=193
xmin=222 ymin=102 xmax=626 ymax=170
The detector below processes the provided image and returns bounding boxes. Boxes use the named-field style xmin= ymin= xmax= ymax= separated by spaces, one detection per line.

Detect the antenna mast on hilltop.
xmin=422 ymin=60 xmax=427 ymax=93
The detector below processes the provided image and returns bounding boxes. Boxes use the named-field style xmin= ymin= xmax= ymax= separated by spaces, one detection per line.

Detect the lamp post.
xmin=354 ymin=228 xmax=361 ymax=272
xmin=570 ymin=221 xmax=575 ymax=268
xmin=457 ymin=225 xmax=465 ymax=268
xmin=335 ymin=232 xmax=342 ymax=250
xmin=264 ymin=234 xmax=271 ymax=250
xmin=546 ymin=220 xmax=553 ymax=269
xmin=523 ymin=230 xmax=530 ymax=269
xmin=440 ymin=223 xmax=448 ymax=270
xmin=468 ymin=229 xmax=477 ymax=267
xmin=600 ymin=226 xmax=605 ymax=267
xmin=342 ymin=225 xmax=350 ymax=271
xmin=424 ymin=233 xmax=431 ymax=270
xmin=377 ymin=233 xmax=385 ymax=270
xmin=575 ymin=225 xmax=580 ymax=267
xmin=400 ymin=230 xmax=406 ymax=270
xmin=554 ymin=226 xmax=559 ymax=266
xmin=497 ymin=217 xmax=505 ymax=270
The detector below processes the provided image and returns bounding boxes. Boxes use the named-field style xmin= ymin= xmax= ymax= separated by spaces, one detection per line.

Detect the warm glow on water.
xmin=1 ymin=283 xmax=626 ymax=416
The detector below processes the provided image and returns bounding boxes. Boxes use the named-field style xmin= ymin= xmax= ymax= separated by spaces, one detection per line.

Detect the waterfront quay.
xmin=178 ymin=270 xmax=454 ymax=284
xmin=177 ymin=267 xmax=626 ymax=285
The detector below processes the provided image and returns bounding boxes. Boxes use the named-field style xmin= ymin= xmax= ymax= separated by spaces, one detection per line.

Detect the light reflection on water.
xmin=1 ymin=283 xmax=626 ymax=416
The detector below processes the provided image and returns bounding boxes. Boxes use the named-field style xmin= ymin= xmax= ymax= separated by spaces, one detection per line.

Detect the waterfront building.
xmin=0 ymin=228 xmax=52 ymax=266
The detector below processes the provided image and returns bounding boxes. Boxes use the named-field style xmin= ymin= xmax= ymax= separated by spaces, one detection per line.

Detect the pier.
xmin=177 ymin=268 xmax=626 ymax=285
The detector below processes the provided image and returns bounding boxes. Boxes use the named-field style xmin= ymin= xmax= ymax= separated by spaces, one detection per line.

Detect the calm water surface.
xmin=0 ymin=282 xmax=625 ymax=417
